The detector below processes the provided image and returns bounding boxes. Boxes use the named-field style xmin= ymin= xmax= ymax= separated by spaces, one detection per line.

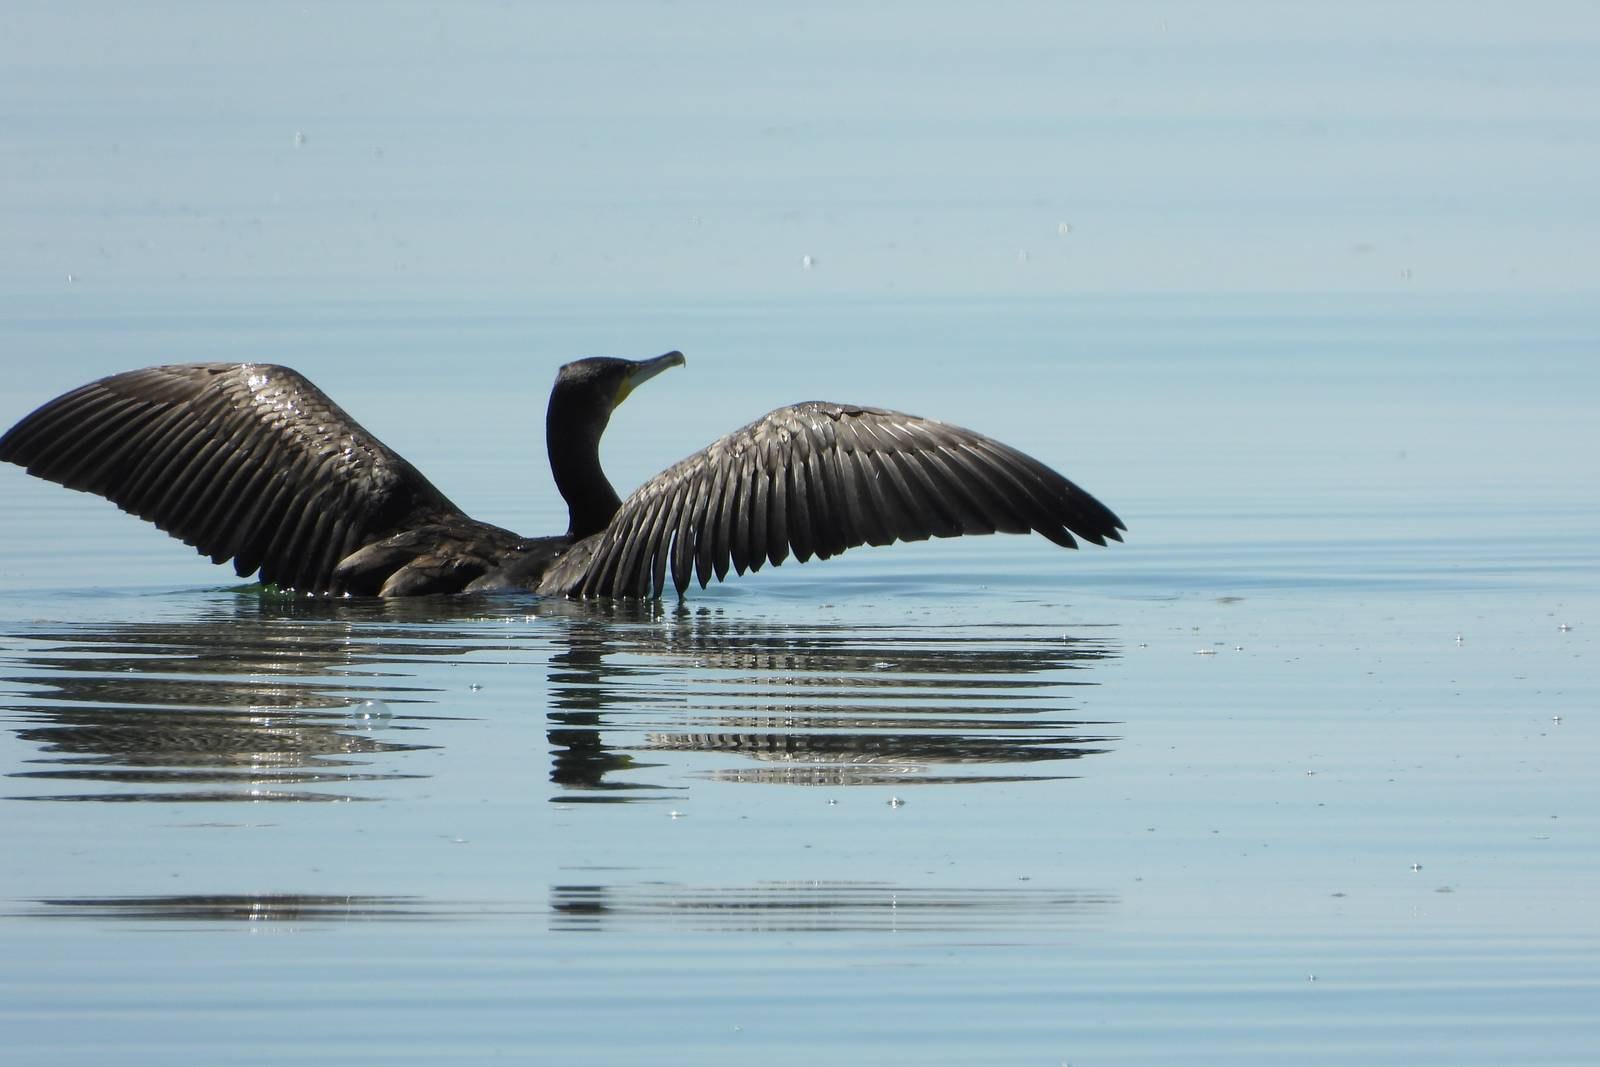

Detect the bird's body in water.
xmin=0 ymin=353 xmax=1124 ymax=599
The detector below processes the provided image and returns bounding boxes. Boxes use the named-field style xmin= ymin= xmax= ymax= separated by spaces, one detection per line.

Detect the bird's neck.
xmin=547 ymin=403 xmax=621 ymax=540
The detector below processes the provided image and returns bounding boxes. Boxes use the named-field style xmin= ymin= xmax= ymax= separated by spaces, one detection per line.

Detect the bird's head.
xmin=551 ymin=351 xmax=686 ymax=419
xmin=546 ymin=351 xmax=687 ymax=539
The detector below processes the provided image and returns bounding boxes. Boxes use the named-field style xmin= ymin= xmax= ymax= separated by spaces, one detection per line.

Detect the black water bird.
xmin=0 ymin=353 xmax=1124 ymax=598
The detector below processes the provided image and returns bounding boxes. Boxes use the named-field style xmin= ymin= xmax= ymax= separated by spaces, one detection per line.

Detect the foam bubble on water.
xmin=353 ymin=699 xmax=392 ymax=722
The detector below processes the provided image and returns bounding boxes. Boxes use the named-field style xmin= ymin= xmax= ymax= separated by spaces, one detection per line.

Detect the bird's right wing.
xmin=0 ymin=363 xmax=470 ymax=594
xmin=553 ymin=401 xmax=1125 ymax=599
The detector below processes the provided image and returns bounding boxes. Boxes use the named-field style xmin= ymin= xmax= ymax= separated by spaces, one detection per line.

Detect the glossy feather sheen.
xmin=566 ymin=402 xmax=1124 ymax=599
xmin=2 ymin=361 xmax=1124 ymax=599
xmin=0 ymin=364 xmax=503 ymax=595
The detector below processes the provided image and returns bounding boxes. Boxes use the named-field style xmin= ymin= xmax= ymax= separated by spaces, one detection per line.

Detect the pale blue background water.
xmin=2 ymin=5 xmax=1599 ymax=1065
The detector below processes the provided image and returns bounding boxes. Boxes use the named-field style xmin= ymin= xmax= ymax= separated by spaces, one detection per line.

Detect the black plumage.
xmin=0 ymin=353 xmax=1124 ymax=598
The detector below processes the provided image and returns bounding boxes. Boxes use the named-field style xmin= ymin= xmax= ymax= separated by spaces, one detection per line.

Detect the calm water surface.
xmin=0 ymin=293 xmax=1595 ymax=1064
xmin=6 ymin=3 xmax=1600 ymax=1060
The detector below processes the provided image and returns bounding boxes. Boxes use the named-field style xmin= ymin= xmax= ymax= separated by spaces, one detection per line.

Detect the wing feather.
xmin=865 ymin=448 xmax=916 ymax=544
xmin=612 ymin=492 xmax=659 ymax=597
xmin=805 ymin=448 xmax=841 ymax=559
xmin=649 ymin=485 xmax=686 ymax=598
xmin=786 ymin=454 xmax=814 ymax=564
xmin=924 ymin=443 xmax=1032 ymax=535
xmin=692 ymin=458 xmax=726 ymax=589
xmin=0 ymin=363 xmax=469 ymax=594
xmin=710 ymin=454 xmax=739 ymax=582
xmin=559 ymin=401 xmax=1124 ymax=598
xmin=671 ymin=470 xmax=705 ymax=593
xmin=728 ymin=456 xmax=756 ymax=577
xmin=881 ymin=449 xmax=964 ymax=539
xmin=764 ymin=454 xmax=788 ymax=570
xmin=746 ymin=460 xmax=769 ymax=573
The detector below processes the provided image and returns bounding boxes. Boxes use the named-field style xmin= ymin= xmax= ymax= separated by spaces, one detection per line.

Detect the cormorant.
xmin=0 ymin=353 xmax=1124 ymax=598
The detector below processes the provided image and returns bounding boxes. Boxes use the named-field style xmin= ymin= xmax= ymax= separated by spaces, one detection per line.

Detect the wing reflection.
xmin=21 ymin=893 xmax=441 ymax=922
xmin=541 ymin=608 xmax=1120 ymax=798
xmin=20 ymin=882 xmax=1117 ymax=933
xmin=550 ymin=881 xmax=1117 ymax=933
xmin=1 ymin=596 xmax=513 ymax=803
xmin=2 ymin=595 xmax=1121 ymax=804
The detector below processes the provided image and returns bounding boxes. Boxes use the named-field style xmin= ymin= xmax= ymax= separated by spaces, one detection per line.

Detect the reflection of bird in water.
xmin=2 ymin=606 xmax=463 ymax=802
xmin=0 ymin=354 xmax=1123 ymax=598
xmin=2 ymin=598 xmax=1120 ymax=802
xmin=546 ymin=614 xmax=1119 ymax=792
xmin=549 ymin=881 xmax=1118 ymax=934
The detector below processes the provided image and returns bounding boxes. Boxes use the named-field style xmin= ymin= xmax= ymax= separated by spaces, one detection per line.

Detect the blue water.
xmin=4 ymin=4 xmax=1600 ymax=1063
xmin=1 ymin=292 xmax=1595 ymax=1066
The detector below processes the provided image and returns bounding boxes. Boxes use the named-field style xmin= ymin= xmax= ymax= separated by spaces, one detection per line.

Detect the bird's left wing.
xmin=547 ymin=401 xmax=1124 ymax=599
xmin=0 ymin=363 xmax=474 ymax=594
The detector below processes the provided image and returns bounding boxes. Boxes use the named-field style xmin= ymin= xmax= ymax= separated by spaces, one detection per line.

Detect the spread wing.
xmin=0 ymin=363 xmax=474 ymax=594
xmin=551 ymin=401 xmax=1125 ymax=599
